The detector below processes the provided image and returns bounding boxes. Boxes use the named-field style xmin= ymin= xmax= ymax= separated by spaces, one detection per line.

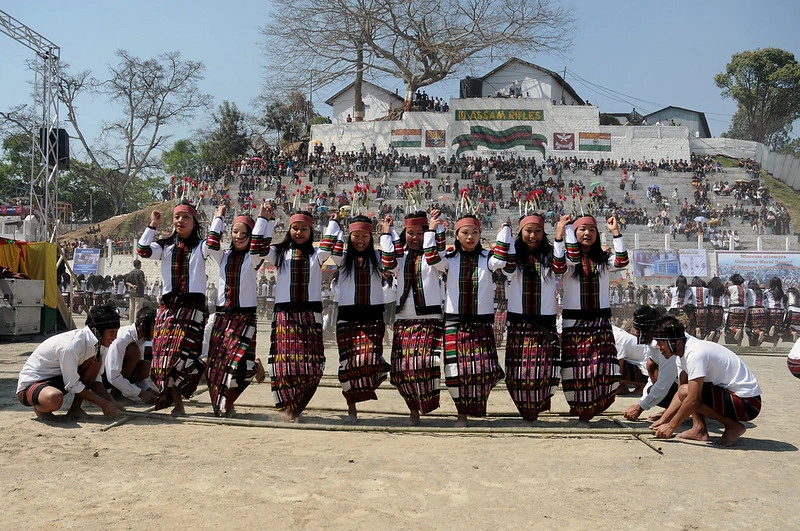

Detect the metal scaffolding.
xmin=0 ymin=9 xmax=61 ymax=242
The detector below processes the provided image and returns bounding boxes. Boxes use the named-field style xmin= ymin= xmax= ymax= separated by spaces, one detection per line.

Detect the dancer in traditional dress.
xmin=690 ymin=277 xmax=710 ymax=338
xmin=668 ymin=275 xmax=695 ymax=310
xmin=744 ymin=280 xmax=767 ymax=347
xmin=380 ymin=211 xmax=443 ymax=425
xmin=492 ymin=214 xmax=562 ymax=422
xmin=266 ymin=210 xmax=334 ymax=421
xmin=724 ymin=274 xmax=749 ymax=346
xmin=704 ymin=276 xmax=728 ymax=342
xmin=764 ymin=276 xmax=786 ymax=346
xmin=137 ymin=200 xmax=210 ymax=415
xmin=426 ymin=213 xmax=505 ymax=427
xmin=555 ymin=214 xmax=628 ymax=423
xmin=651 ymin=316 xmax=761 ymax=447
xmin=329 ymin=214 xmax=391 ymax=422
xmin=205 ymin=203 xmax=272 ymax=417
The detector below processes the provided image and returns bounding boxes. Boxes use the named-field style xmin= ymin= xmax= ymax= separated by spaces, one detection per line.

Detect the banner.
xmin=678 ymin=249 xmax=708 ymax=277
xmin=425 ymin=130 xmax=446 ymax=148
xmin=716 ymin=251 xmax=800 ymax=286
xmin=632 ymin=249 xmax=680 ymax=277
xmin=553 ymin=133 xmax=574 ymax=150
xmin=454 ymin=109 xmax=543 ymax=121
xmin=391 ymin=129 xmax=422 ymax=148
xmin=73 ymin=248 xmax=101 ymax=275
xmin=452 ymin=125 xmax=547 ymax=156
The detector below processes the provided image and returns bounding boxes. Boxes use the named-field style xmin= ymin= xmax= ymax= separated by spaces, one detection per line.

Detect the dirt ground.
xmin=1 ymin=316 xmax=799 ymax=529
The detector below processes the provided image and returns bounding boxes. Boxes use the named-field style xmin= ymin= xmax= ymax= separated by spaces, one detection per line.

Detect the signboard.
xmin=72 ymin=248 xmax=101 ymax=275
xmin=716 ymin=251 xmax=800 ymax=285
xmin=678 ymin=249 xmax=708 ymax=277
xmin=454 ymin=109 xmax=543 ymax=121
xmin=632 ymin=249 xmax=681 ymax=277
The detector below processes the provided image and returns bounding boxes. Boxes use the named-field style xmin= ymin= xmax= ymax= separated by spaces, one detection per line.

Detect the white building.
xmin=325 ymin=80 xmax=405 ymax=124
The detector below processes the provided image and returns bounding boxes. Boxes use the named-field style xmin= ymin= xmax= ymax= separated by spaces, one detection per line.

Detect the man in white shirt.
xmin=104 ymin=307 xmax=158 ymax=404
xmin=16 ymin=305 xmax=123 ymax=420
xmin=623 ymin=306 xmax=680 ymax=421
xmin=613 ymin=325 xmax=649 ymax=396
xmin=650 ymin=317 xmax=762 ymax=446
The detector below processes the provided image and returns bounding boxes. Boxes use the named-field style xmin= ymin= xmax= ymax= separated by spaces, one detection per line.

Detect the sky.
xmin=1 ymin=0 xmax=799 ymax=156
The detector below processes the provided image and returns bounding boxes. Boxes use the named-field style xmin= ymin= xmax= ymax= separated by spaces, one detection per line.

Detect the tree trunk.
xmin=404 ymin=85 xmax=416 ymax=110
xmin=353 ymin=44 xmax=365 ymax=122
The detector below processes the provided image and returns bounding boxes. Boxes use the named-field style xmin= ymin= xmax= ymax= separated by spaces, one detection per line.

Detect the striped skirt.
xmin=269 ymin=310 xmax=325 ymax=417
xmin=726 ymin=307 xmax=747 ymax=330
xmin=767 ymin=308 xmax=786 ymax=333
xmin=504 ymin=321 xmax=561 ymax=421
xmin=746 ymin=307 xmax=767 ymax=330
xmin=706 ymin=306 xmax=725 ymax=334
xmin=206 ymin=310 xmax=258 ymax=417
xmin=390 ymin=319 xmax=442 ymax=415
xmin=694 ymin=306 xmax=708 ymax=331
xmin=788 ymin=355 xmax=800 ymax=379
xmin=151 ymin=302 xmax=208 ymax=411
xmin=561 ymin=318 xmax=620 ymax=421
xmin=443 ymin=322 xmax=504 ymax=417
xmin=337 ymin=320 xmax=390 ymax=405
xmin=701 ymin=383 xmax=761 ymax=422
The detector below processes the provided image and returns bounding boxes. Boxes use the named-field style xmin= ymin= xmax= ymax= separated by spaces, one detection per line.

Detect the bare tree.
xmin=59 ymin=50 xmax=212 ymax=214
xmin=262 ymin=0 xmax=573 ymax=109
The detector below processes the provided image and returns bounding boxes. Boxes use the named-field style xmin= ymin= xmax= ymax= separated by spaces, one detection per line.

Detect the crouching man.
xmin=16 ymin=305 xmax=123 ymax=420
xmin=650 ymin=316 xmax=762 ymax=446
xmin=104 ymin=306 xmax=159 ymax=404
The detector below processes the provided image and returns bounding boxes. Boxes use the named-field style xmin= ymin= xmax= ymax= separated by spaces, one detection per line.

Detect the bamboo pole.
xmin=117 ymin=410 xmax=655 ymax=435
xmin=100 ymin=405 xmax=156 ymax=432
xmin=612 ymin=416 xmax=663 ymax=455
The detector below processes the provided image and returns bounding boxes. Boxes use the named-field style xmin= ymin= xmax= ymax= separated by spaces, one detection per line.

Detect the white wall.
xmin=330 ymin=85 xmax=404 ymax=124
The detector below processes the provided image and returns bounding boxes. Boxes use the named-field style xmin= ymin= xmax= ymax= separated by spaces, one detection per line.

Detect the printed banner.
xmin=425 ymin=130 xmax=446 ymax=148
xmin=678 ymin=249 xmax=708 ymax=277
xmin=553 ymin=132 xmax=575 ymax=151
xmin=454 ymin=109 xmax=544 ymax=121
xmin=716 ymin=251 xmax=800 ymax=286
xmin=452 ymin=125 xmax=547 ymax=156
xmin=579 ymin=132 xmax=611 ymax=152
xmin=632 ymin=249 xmax=681 ymax=278
xmin=73 ymin=248 xmax=101 ymax=275
xmin=391 ymin=128 xmax=422 ymax=148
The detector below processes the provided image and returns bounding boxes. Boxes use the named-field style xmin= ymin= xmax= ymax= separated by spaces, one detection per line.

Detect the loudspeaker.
xmin=38 ymin=127 xmax=70 ymax=170
xmin=459 ymin=77 xmax=483 ymax=99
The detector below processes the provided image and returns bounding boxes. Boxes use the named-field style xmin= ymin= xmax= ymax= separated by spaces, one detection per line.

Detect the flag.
xmin=579 ymin=132 xmax=611 ymax=152
xmin=553 ymin=133 xmax=575 ymax=150
xmin=391 ymin=128 xmax=422 ymax=148
xmin=452 ymin=125 xmax=546 ymax=156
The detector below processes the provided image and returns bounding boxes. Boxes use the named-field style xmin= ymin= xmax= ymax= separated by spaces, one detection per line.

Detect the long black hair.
xmin=690 ymin=276 xmax=706 ymax=287
xmin=514 ymin=216 xmax=553 ymax=276
xmin=748 ymin=279 xmax=763 ymax=300
xmin=340 ymin=215 xmax=381 ymax=279
xmin=272 ymin=210 xmax=316 ymax=271
xmin=446 ymin=214 xmax=487 ymax=258
xmin=729 ymin=273 xmax=745 ymax=286
xmin=398 ymin=211 xmax=429 ymax=248
xmin=707 ymin=276 xmax=727 ymax=298
xmin=675 ymin=275 xmax=689 ymax=297
xmin=156 ymin=199 xmax=203 ymax=249
xmin=769 ymin=276 xmax=785 ymax=303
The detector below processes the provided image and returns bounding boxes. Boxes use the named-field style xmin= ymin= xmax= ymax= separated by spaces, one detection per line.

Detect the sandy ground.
xmin=1 ymin=316 xmax=799 ymax=530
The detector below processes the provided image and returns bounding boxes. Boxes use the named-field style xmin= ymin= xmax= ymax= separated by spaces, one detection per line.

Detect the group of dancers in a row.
xmin=17 ymin=199 xmax=766 ymax=440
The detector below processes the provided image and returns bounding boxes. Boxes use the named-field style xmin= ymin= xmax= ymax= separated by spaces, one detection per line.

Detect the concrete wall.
xmin=311 ymin=97 xmax=691 ymax=161
xmin=646 ymin=108 xmax=709 ymax=138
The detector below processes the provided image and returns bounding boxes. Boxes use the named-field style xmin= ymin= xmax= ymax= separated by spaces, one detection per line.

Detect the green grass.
xmin=761 ymin=173 xmax=800 ymax=233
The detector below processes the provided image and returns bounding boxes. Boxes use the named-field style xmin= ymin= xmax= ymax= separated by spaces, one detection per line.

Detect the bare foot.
xmin=66 ymin=407 xmax=89 ymax=419
xmin=345 ymin=404 xmax=358 ymax=424
xmin=34 ymin=410 xmax=58 ymax=421
xmin=224 ymin=406 xmax=236 ymax=418
xmin=454 ymin=414 xmax=468 ymax=428
xmin=648 ymin=412 xmax=664 ymax=422
xmin=717 ymin=423 xmax=747 ymax=447
xmin=409 ymin=410 xmax=421 ymax=426
xmin=676 ymin=427 xmax=710 ymax=442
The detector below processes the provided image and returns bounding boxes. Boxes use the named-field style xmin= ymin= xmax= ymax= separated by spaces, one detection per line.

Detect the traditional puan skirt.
xmin=269 ymin=310 xmax=325 ymax=416
xmin=706 ymin=305 xmax=725 ymax=333
xmin=390 ymin=319 xmax=442 ymax=414
xmin=701 ymin=383 xmax=761 ymax=422
xmin=337 ymin=320 xmax=390 ymax=405
xmin=206 ymin=308 xmax=258 ymax=416
xmin=504 ymin=320 xmax=561 ymax=421
xmin=767 ymin=308 xmax=786 ymax=336
xmin=746 ymin=306 xmax=767 ymax=330
xmin=151 ymin=301 xmax=208 ymax=410
xmin=694 ymin=306 xmax=709 ymax=333
xmin=443 ymin=321 xmax=504 ymax=417
xmin=725 ymin=307 xmax=747 ymax=342
xmin=560 ymin=318 xmax=620 ymax=421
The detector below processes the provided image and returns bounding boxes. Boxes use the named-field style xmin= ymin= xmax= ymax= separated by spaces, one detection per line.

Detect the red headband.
xmin=174 ymin=204 xmax=198 ymax=219
xmin=455 ymin=217 xmax=481 ymax=231
xmin=573 ymin=216 xmax=597 ymax=228
xmin=519 ymin=215 xmax=545 ymax=230
xmin=349 ymin=221 xmax=373 ymax=233
xmin=404 ymin=217 xmax=428 ymax=228
xmin=289 ymin=213 xmax=314 ymax=227
xmin=233 ymin=215 xmax=255 ymax=231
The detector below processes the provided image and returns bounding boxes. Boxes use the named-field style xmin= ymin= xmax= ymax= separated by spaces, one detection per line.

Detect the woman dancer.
xmin=724 ymin=274 xmax=749 ymax=346
xmin=205 ymin=203 xmax=272 ymax=417
xmin=329 ymin=214 xmax=391 ymax=422
xmin=493 ymin=214 xmax=562 ymax=422
xmin=668 ymin=275 xmax=695 ymax=310
xmin=137 ymin=200 xmax=210 ymax=415
xmin=426 ymin=213 xmax=505 ymax=427
xmin=380 ymin=211 xmax=444 ymax=425
xmin=266 ymin=210 xmax=334 ymax=421
xmin=745 ymin=279 xmax=767 ymax=347
xmin=764 ymin=276 xmax=786 ymax=346
xmin=555 ymin=214 xmax=629 ymax=423
xmin=705 ymin=276 xmax=728 ymax=342
xmin=690 ymin=276 xmax=709 ymax=338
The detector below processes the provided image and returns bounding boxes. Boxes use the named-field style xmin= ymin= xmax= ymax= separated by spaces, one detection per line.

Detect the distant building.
xmin=324 ymin=81 xmax=405 ymax=124
xmin=474 ymin=58 xmax=584 ymax=105
xmin=645 ymin=106 xmax=712 ymax=138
